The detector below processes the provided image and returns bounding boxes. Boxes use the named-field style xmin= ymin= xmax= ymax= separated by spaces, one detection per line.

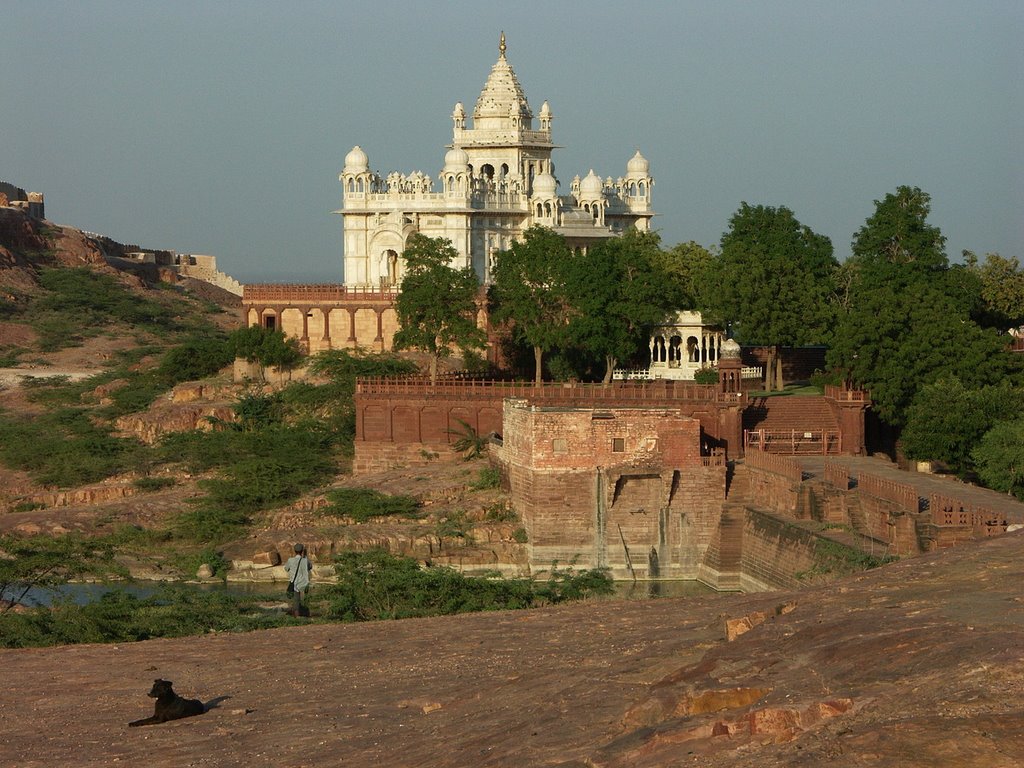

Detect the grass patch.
xmin=470 ymin=465 xmax=501 ymax=490
xmin=132 ymin=476 xmax=176 ymax=492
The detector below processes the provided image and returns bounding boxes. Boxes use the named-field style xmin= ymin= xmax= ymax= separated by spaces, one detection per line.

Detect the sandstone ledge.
xmin=1 ymin=533 xmax=1023 ymax=767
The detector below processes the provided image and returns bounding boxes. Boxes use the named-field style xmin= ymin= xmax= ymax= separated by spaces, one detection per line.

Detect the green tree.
xmin=229 ymin=326 xmax=302 ymax=382
xmin=706 ymin=203 xmax=836 ymax=389
xmin=0 ymin=534 xmax=122 ymax=615
xmin=964 ymin=251 xmax=1024 ymax=330
xmin=972 ymin=418 xmax=1024 ymax=500
xmin=567 ymin=229 xmax=678 ymax=383
xmin=901 ymin=379 xmax=1024 ymax=477
xmin=392 ymin=234 xmax=485 ymax=384
xmin=653 ymin=240 xmax=716 ymax=313
xmin=828 ymin=187 xmax=1018 ymax=427
xmin=489 ymin=226 xmax=574 ymax=384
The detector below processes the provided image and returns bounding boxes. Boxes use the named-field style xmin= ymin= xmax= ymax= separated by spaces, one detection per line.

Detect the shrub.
xmin=693 ymin=367 xmax=719 ymax=385
xmin=483 ymin=501 xmax=517 ymax=523
xmin=436 ymin=510 xmax=473 ymax=541
xmin=320 ymin=550 xmax=613 ymax=623
xmin=320 ymin=488 xmax=421 ymax=523
xmin=512 ymin=527 xmax=528 ymax=543
xmin=470 ymin=465 xmax=501 ymax=490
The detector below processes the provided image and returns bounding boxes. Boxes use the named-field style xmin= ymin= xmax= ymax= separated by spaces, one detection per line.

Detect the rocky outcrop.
xmin=115 ymin=403 xmax=236 ymax=444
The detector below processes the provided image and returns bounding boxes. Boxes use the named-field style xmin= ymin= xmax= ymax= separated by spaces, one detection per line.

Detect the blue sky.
xmin=2 ymin=1 xmax=1021 ymax=283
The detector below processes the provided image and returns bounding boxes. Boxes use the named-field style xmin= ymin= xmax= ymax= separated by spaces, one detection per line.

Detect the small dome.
xmin=626 ymin=150 xmax=649 ymax=175
xmin=721 ymin=339 xmax=741 ymax=359
xmin=443 ymin=147 xmax=469 ymax=171
xmin=579 ymin=169 xmax=603 ymax=197
xmin=452 ymin=101 xmax=465 ymax=118
xmin=532 ymin=171 xmax=557 ymax=197
xmin=344 ymin=145 xmax=369 ymax=173
xmin=540 ymin=100 xmax=551 ymax=117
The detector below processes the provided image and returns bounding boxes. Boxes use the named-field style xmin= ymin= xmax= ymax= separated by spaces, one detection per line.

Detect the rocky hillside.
xmin=1 ymin=529 xmax=1021 ymax=767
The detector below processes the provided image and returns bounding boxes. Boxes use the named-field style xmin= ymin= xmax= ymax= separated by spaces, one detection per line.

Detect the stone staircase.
xmin=743 ymin=395 xmax=840 ymax=454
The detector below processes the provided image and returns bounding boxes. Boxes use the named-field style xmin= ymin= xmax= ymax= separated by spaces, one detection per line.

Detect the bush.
xmin=0 ymin=586 xmax=288 ymax=648
xmin=0 ymin=408 xmax=144 ymax=487
xmin=693 ymin=367 xmax=719 ymax=385
xmin=471 ymin=465 xmax=502 ymax=490
xmin=320 ymin=488 xmax=421 ymax=523
xmin=320 ymin=550 xmax=613 ymax=622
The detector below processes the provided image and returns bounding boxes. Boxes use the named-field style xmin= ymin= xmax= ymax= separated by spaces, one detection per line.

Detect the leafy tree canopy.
xmin=901 ymin=378 xmax=1024 ymax=477
xmin=228 ymin=325 xmax=302 ymax=379
xmin=707 ymin=202 xmax=836 ymax=347
xmin=964 ymin=251 xmax=1024 ymax=330
xmin=829 ymin=186 xmax=1019 ymax=427
xmin=972 ymin=418 xmax=1024 ymax=501
xmin=392 ymin=234 xmax=485 ymax=383
xmin=653 ymin=240 xmax=716 ymax=314
xmin=489 ymin=226 xmax=574 ymax=384
xmin=850 ymin=185 xmax=947 ymax=272
xmin=566 ymin=229 xmax=678 ymax=382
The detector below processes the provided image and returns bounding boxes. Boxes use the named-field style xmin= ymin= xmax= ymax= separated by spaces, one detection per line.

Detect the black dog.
xmin=128 ymin=679 xmax=205 ymax=727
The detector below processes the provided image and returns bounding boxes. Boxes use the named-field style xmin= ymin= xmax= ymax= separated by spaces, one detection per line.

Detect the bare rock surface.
xmin=2 ymin=532 xmax=1023 ymax=767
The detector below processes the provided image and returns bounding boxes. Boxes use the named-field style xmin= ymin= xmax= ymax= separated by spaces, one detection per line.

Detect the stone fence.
xmin=744 ymin=449 xmax=802 ymax=483
xmin=823 ymin=460 xmax=850 ymax=490
xmin=354 ymin=377 xmax=739 ymax=404
xmin=855 ymin=473 xmax=920 ymax=513
xmin=929 ymin=493 xmax=1009 ymax=534
xmin=243 ymin=284 xmax=398 ymax=303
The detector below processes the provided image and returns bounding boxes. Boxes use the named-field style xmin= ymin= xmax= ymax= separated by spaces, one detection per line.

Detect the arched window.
xmin=481 ymin=164 xmax=494 ymax=180
xmin=356 ymin=178 xmax=364 ymax=193
xmin=629 ymin=181 xmax=637 ymax=197
xmin=500 ymin=163 xmax=509 ymax=178
xmin=536 ymin=203 xmax=543 ymax=217
xmin=544 ymin=202 xmax=552 ymax=217
xmin=347 ymin=179 xmax=354 ymax=193
xmin=639 ymin=181 xmax=646 ymax=196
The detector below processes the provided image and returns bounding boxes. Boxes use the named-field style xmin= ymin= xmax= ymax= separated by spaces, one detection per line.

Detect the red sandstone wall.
xmin=500 ymin=402 xmax=726 ymax=579
xmin=737 ymin=510 xmax=822 ymax=591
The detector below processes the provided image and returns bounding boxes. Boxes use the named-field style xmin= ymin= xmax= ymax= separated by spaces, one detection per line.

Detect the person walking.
xmin=284 ymin=543 xmax=313 ymax=617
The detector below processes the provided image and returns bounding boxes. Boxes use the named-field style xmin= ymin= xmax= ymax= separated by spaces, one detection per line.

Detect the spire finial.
xmin=499 ymin=31 xmax=506 ymax=58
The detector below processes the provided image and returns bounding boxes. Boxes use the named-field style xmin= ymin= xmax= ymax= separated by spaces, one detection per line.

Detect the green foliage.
xmin=308 ymin=348 xmax=418 ymax=379
xmin=901 ymin=379 xmax=1024 ymax=476
xmin=0 ymin=586 xmax=288 ymax=648
xmin=566 ymin=229 xmax=679 ymax=383
xmin=512 ymin=527 xmax=528 ymax=543
xmin=319 ymin=549 xmax=613 ymax=622
xmin=470 ymin=465 xmax=501 ymax=490
xmin=319 ymin=488 xmax=422 ymax=523
xmin=964 ymin=251 xmax=1024 ymax=330
xmin=170 ymin=547 xmax=231 ymax=580
xmin=436 ymin=510 xmax=474 ymax=541
xmin=231 ymin=391 xmax=285 ymax=431
xmin=156 ymin=333 xmax=233 ymax=383
xmin=655 ymin=240 xmax=716 ymax=313
xmin=448 ymin=418 xmax=488 ymax=460
xmin=32 ymin=268 xmax=182 ymax=349
xmin=972 ymin=418 xmax=1024 ymax=500
xmin=708 ymin=203 xmax=836 ymax=347
xmin=798 ymin=539 xmax=896 ymax=581
xmin=828 ymin=187 xmax=1019 ymax=427
xmin=132 ymin=476 xmax=176 ymax=492
xmin=228 ymin=326 xmax=302 ymax=377
xmin=175 ymin=425 xmax=339 ymax=542
xmin=0 ymin=408 xmax=144 ymax=487
xmin=532 ymin=564 xmax=616 ymax=603
xmin=693 ymin=367 xmax=719 ymax=385
xmin=392 ymin=234 xmax=486 ymax=383
xmin=482 ymin=501 xmax=517 ymax=523
xmin=0 ymin=534 xmax=125 ymax=615
xmin=489 ymin=226 xmax=575 ymax=384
